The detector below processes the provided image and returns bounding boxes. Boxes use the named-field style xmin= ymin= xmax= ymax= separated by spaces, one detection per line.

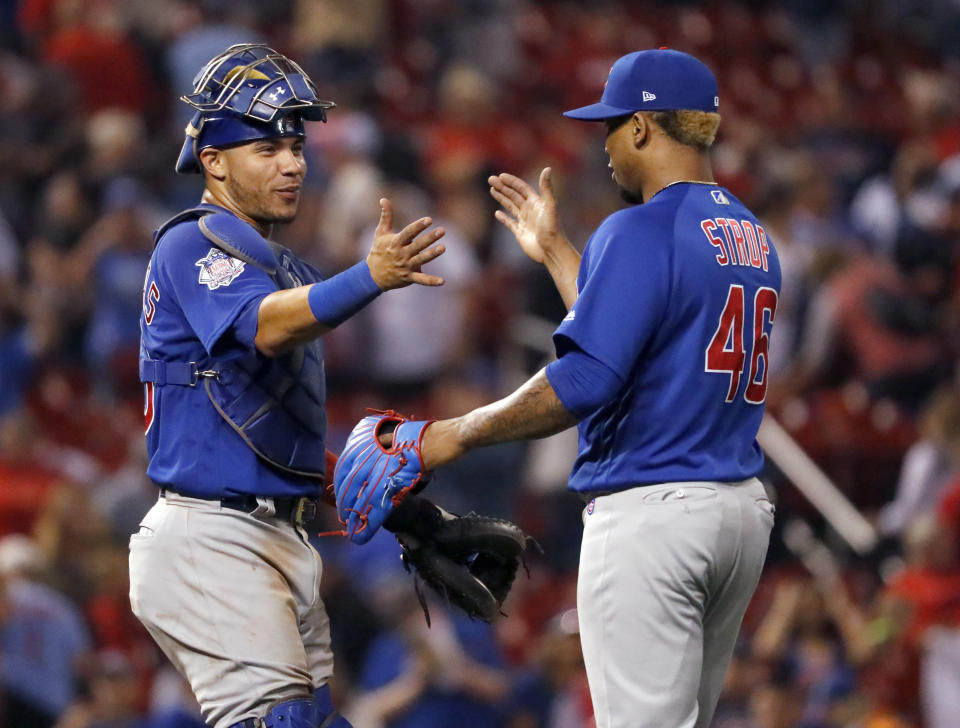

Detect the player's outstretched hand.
xmin=489 ymin=167 xmax=565 ymax=264
xmin=366 ymin=198 xmax=446 ymax=290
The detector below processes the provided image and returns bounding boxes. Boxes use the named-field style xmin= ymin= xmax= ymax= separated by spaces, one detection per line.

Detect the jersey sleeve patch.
xmin=195 ymin=248 xmax=246 ymax=290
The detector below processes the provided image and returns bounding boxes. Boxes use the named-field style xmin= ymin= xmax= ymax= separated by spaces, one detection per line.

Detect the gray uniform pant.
xmin=578 ymin=478 xmax=773 ymax=728
xmin=128 ymin=492 xmax=334 ymax=728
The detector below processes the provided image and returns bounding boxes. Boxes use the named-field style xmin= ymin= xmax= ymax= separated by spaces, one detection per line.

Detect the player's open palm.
xmin=366 ymin=198 xmax=446 ymax=290
xmin=488 ymin=167 xmax=563 ymax=264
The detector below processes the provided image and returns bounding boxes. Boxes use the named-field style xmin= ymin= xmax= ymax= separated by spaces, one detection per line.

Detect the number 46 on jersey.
xmin=705 ymin=285 xmax=777 ymax=404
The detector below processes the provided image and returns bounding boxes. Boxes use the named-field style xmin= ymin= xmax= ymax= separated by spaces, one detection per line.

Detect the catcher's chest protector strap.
xmin=152 ymin=203 xmax=225 ymax=245
xmin=145 ymin=206 xmax=328 ymax=477
xmin=198 ymin=212 xmax=278 ymax=273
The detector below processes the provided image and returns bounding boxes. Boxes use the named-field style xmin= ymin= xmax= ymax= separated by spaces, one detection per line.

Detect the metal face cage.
xmin=181 ymin=43 xmax=334 ymax=123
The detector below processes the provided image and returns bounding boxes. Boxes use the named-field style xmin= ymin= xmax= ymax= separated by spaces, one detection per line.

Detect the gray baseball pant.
xmin=577 ymin=478 xmax=774 ymax=728
xmin=128 ymin=492 xmax=335 ymax=728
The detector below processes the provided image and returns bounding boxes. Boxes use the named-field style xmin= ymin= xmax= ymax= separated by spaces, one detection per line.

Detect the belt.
xmin=160 ymin=488 xmax=318 ymax=527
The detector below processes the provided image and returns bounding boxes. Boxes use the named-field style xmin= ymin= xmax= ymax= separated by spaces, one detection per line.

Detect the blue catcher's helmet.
xmin=176 ymin=43 xmax=335 ymax=174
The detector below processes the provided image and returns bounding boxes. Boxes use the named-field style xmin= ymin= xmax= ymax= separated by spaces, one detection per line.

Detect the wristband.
xmin=307 ymin=260 xmax=382 ymax=327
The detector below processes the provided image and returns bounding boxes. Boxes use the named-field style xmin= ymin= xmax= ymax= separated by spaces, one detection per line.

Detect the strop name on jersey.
xmin=700 ymin=217 xmax=771 ymax=271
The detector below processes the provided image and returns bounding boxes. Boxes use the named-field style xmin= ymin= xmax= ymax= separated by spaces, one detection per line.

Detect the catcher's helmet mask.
xmin=176 ymin=43 xmax=335 ymax=174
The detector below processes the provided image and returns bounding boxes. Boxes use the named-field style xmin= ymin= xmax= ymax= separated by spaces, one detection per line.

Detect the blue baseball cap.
xmin=563 ymin=49 xmax=719 ymax=120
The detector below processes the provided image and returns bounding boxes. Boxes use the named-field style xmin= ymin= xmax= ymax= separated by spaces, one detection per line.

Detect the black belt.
xmin=160 ymin=488 xmax=318 ymax=527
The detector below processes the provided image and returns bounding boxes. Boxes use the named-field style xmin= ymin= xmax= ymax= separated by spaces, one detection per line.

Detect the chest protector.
xmin=142 ymin=204 xmax=327 ymax=477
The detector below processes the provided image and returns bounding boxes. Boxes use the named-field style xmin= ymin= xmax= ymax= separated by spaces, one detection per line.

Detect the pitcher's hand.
xmin=489 ymin=167 xmax=564 ymax=264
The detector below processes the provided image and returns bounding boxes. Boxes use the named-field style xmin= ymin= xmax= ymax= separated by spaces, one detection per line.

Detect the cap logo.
xmin=642 ymin=91 xmax=657 ymax=102
xmin=714 ymin=96 xmax=719 ymax=107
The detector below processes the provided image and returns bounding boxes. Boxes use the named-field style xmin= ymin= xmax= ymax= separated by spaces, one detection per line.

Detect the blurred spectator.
xmin=41 ymin=0 xmax=149 ymax=115
xmin=849 ymin=141 xmax=941 ymax=257
xmin=54 ymin=649 xmax=206 ymax=728
xmin=311 ymin=108 xmax=384 ymax=268
xmin=164 ymin=0 xmax=264 ymax=127
xmin=54 ymin=649 xmax=142 ymax=728
xmin=504 ymin=607 xmax=593 ymax=728
xmin=0 ymin=54 xmax=84 ymax=220
xmin=354 ymin=183 xmax=481 ymax=408
xmin=0 ymin=289 xmax=58 ymax=417
xmin=807 ymin=514 xmax=960 ymax=726
xmin=0 ymin=409 xmax=77 ymax=537
xmin=787 ymin=156 xmax=857 ymax=255
xmin=879 ymin=386 xmax=960 ymax=537
xmin=292 ymin=0 xmax=386 ymax=91
xmin=90 ymin=434 xmax=155 ymax=543
xmin=63 ymin=178 xmax=156 ymax=398
xmin=711 ymin=643 xmax=771 ymax=728
xmin=877 ymin=515 xmax=960 ymax=726
xmin=421 ymin=62 xmax=525 ymax=186
xmin=33 ymin=482 xmax=114 ymax=604
xmin=423 ymin=374 xmax=527 ymax=520
xmin=752 ymin=578 xmax=856 ymax=727
xmin=144 ymin=664 xmax=205 ymax=728
xmin=84 ymin=112 xmax=148 ymax=183
xmin=31 ymin=169 xmax=94 ymax=254
xmin=746 ymin=681 xmax=804 ymax=728
xmin=0 ymin=206 xmax=20 ymax=280
xmin=0 ymin=534 xmax=92 ymax=728
xmin=349 ymin=592 xmax=509 ymax=728
xmin=792 ymin=245 xmax=949 ymax=410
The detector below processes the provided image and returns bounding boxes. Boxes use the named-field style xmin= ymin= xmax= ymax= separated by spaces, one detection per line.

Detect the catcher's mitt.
xmin=332 ymin=410 xmax=434 ymax=544
xmin=384 ymin=495 xmax=535 ymax=625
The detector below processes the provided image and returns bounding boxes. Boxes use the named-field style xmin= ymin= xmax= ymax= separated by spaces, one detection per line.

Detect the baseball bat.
xmin=758 ymin=414 xmax=878 ymax=554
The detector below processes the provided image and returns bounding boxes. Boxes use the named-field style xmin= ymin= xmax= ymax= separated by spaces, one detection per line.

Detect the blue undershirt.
xmin=545 ymin=347 xmax=624 ymax=419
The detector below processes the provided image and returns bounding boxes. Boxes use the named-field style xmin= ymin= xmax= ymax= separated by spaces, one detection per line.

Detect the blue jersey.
xmin=140 ymin=217 xmax=318 ymax=499
xmin=553 ymin=182 xmax=781 ymax=493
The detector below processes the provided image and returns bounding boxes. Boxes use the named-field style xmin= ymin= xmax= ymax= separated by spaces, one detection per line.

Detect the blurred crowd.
xmin=1 ymin=0 xmax=960 ymax=726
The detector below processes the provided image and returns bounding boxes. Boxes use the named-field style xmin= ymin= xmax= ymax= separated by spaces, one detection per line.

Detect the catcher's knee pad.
xmin=228 ymin=686 xmax=352 ymax=728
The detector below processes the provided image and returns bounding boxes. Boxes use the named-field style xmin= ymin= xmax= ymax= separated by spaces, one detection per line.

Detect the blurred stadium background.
xmin=1 ymin=0 xmax=959 ymax=726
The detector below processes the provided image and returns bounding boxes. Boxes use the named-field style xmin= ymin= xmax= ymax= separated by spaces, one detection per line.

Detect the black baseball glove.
xmin=383 ymin=495 xmax=535 ymax=626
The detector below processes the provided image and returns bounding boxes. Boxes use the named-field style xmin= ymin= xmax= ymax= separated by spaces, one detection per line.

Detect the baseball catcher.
xmin=131 ymin=42 xmax=448 ymax=728
xmin=332 ymin=410 xmax=534 ymax=623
